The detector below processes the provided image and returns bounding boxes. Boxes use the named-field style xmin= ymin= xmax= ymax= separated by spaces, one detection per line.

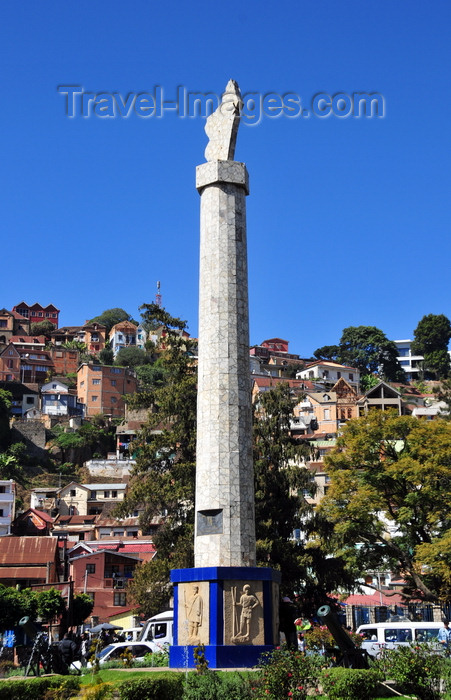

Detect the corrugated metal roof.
xmin=0 ymin=566 xmax=47 ymax=579
xmin=82 ymin=484 xmax=126 ymax=490
xmin=0 ymin=536 xmax=58 ymax=565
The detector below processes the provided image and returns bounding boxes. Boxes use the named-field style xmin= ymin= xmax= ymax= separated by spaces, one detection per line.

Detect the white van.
xmin=138 ymin=610 xmax=173 ymax=651
xmin=122 ymin=627 xmax=142 ymax=642
xmin=357 ymin=621 xmax=442 ymax=657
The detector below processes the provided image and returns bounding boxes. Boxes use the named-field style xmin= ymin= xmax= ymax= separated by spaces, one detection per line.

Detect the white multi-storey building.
xmin=393 ymin=339 xmax=424 ymax=382
xmin=109 ymin=321 xmax=146 ymax=357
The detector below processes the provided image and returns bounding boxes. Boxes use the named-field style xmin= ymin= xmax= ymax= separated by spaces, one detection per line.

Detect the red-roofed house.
xmin=12 ymin=302 xmax=60 ymax=327
xmin=69 ymin=549 xmax=141 ymax=623
xmin=12 ymin=508 xmax=53 ymax=536
xmin=0 ymin=536 xmax=61 ymax=587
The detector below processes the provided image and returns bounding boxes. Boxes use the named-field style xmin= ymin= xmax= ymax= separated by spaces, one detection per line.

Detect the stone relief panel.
xmin=177 ymin=581 xmax=209 ymax=646
xmin=224 ymin=580 xmax=264 ymax=645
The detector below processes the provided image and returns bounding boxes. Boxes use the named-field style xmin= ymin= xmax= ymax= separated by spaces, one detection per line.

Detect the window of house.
xmin=80 ymin=381 xmax=85 ymax=387
xmin=111 ymin=380 xmax=116 ymax=386
xmin=91 ymin=365 xmax=101 ymax=371
xmin=114 ymin=592 xmax=127 ymax=606
xmin=52 ymin=313 xmax=57 ymax=318
xmin=104 ymin=491 xmax=110 ymax=498
xmin=111 ymin=490 xmax=117 ymax=498
xmin=337 ymin=372 xmax=341 ymax=378
xmin=111 ymin=396 xmax=117 ymax=403
xmin=86 ymin=592 xmax=95 ymax=603
xmin=324 ymin=409 xmax=330 ymax=420
xmin=70 ymin=489 xmax=76 ymax=497
xmin=349 ymin=373 xmax=354 ymax=381
xmin=90 ymin=491 xmax=97 ymax=499
xmin=111 ymin=368 xmax=121 ymax=374
xmin=26 ymin=397 xmax=34 ymax=404
xmin=7 ymin=360 xmax=13 ymax=368
xmin=0 ymin=509 xmax=4 ymax=517
xmin=113 ymin=530 xmax=124 ymax=537
xmin=92 ymin=379 xmax=100 ymax=385
xmin=124 ymin=564 xmax=133 ymax=576
xmin=92 ymin=396 xmax=98 ymax=402
xmin=347 ymin=408 xmax=352 ymax=419
xmin=86 ymin=564 xmax=96 ymax=574
xmin=56 ymin=351 xmax=63 ymax=357
xmin=0 ymin=321 xmax=6 ymax=328
xmin=45 ymin=312 xmax=50 ymax=318
xmin=91 ymin=335 xmax=99 ymax=342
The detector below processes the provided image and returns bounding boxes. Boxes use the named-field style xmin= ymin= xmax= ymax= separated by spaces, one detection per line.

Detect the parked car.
xmin=73 ymin=640 xmax=156 ymax=669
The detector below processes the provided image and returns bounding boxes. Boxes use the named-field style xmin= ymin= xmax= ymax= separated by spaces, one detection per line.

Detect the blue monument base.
xmin=169 ymin=566 xmax=280 ymax=669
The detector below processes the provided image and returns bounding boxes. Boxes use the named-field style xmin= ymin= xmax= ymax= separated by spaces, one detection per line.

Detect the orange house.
xmin=77 ymin=364 xmax=138 ymax=417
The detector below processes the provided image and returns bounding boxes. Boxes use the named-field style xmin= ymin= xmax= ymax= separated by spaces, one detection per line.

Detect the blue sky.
xmin=2 ymin=1 xmax=450 ymax=357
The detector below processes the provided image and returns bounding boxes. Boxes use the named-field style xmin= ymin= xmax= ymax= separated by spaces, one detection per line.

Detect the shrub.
xmin=0 ymin=659 xmax=17 ymax=676
xmin=118 ymin=675 xmax=184 ymax=700
xmin=142 ymin=646 xmax=169 ymax=666
xmin=383 ymin=643 xmax=445 ymax=700
xmin=252 ymin=645 xmax=326 ymax=700
xmin=320 ymin=667 xmax=380 ymax=700
xmin=0 ymin=676 xmax=80 ymax=700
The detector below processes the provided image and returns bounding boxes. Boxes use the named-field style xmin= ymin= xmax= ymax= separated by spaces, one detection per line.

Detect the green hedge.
xmin=320 ymin=667 xmax=380 ymax=700
xmin=0 ymin=676 xmax=80 ymax=700
xmin=118 ymin=675 xmax=184 ymax=700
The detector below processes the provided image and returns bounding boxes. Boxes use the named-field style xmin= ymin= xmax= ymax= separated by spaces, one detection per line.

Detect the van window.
xmin=415 ymin=628 xmax=440 ymax=642
xmin=384 ymin=628 xmax=412 ymax=643
xmin=154 ymin=622 xmax=167 ymax=638
xmin=360 ymin=628 xmax=378 ymax=641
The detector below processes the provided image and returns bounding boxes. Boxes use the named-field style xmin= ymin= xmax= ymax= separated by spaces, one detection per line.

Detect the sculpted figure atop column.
xmin=204 ymin=79 xmax=243 ymax=162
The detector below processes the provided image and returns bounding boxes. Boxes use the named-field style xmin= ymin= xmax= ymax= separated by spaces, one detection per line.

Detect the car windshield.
xmin=98 ymin=644 xmax=115 ymax=659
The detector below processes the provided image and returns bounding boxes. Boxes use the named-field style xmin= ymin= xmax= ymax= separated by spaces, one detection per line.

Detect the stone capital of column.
xmin=196 ymin=160 xmax=249 ymax=195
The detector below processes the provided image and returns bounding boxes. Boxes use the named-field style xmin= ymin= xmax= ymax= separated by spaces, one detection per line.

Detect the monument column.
xmin=170 ymin=81 xmax=279 ymax=669
xmin=194 ymin=159 xmax=255 ymax=568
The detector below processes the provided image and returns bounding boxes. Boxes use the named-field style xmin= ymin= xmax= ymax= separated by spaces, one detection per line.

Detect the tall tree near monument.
xmin=117 ymin=305 xmax=197 ymax=616
xmin=319 ymin=411 xmax=451 ymax=603
xmin=253 ymin=383 xmax=354 ymax=607
xmin=411 ymin=313 xmax=451 ymax=379
xmin=338 ymin=326 xmax=405 ymax=382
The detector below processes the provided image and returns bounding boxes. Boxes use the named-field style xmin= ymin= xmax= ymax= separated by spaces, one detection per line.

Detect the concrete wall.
xmin=85 ymin=459 xmax=135 ymax=479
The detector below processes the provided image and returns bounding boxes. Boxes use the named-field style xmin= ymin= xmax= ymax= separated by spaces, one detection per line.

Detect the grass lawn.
xmin=78 ymin=669 xmax=171 ymax=685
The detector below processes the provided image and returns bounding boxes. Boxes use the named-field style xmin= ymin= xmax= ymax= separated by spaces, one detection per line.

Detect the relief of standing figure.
xmin=232 ymin=584 xmax=260 ymax=643
xmin=186 ymin=584 xmax=203 ymax=643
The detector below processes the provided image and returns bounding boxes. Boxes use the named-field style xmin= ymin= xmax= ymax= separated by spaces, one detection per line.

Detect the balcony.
xmin=0 ymin=492 xmax=14 ymax=503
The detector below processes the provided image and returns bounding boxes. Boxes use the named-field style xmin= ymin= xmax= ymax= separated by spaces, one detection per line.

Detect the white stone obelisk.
xmin=194 ymin=80 xmax=256 ymax=568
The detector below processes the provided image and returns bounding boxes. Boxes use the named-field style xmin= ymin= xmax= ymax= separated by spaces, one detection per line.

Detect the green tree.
xmin=253 ymin=383 xmax=354 ymax=610
xmin=135 ymin=362 xmax=168 ymax=390
xmin=0 ymin=453 xmax=25 ymax=485
xmin=412 ymin=314 xmax=451 ymax=379
xmin=0 ymin=389 xmax=12 ymax=449
xmin=0 ymin=586 xmax=37 ymax=631
xmin=313 ymin=345 xmax=340 ymax=361
xmin=88 ymin=308 xmax=136 ymax=335
xmin=338 ymin=325 xmax=405 ymax=382
xmin=30 ymin=319 xmax=54 ymax=338
xmin=71 ymin=593 xmax=94 ymax=626
xmin=253 ymin=384 xmax=312 ymax=583
xmin=99 ymin=347 xmax=114 ymax=365
xmin=117 ymin=307 xmax=197 ymax=616
xmin=35 ymin=588 xmax=65 ymax=622
xmin=320 ymin=411 xmax=451 ymax=602
xmin=114 ymin=346 xmax=149 ymax=368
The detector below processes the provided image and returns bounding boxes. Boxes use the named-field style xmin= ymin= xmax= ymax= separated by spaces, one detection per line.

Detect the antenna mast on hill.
xmin=155 ymin=280 xmax=162 ymax=307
